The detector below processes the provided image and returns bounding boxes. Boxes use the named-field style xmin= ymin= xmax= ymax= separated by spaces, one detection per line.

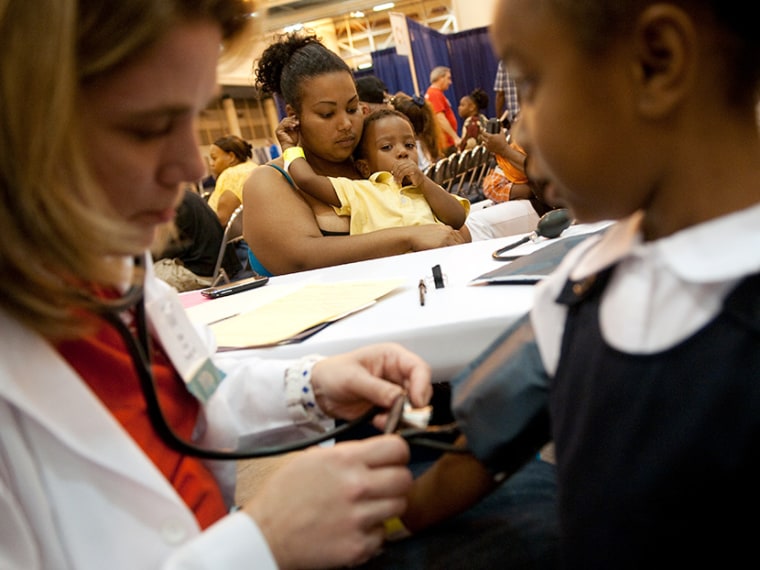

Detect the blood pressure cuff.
xmin=451 ymin=313 xmax=552 ymax=478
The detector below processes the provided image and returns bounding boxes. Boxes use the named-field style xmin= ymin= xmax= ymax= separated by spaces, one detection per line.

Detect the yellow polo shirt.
xmin=207 ymin=161 xmax=257 ymax=213
xmin=329 ymin=171 xmax=469 ymax=235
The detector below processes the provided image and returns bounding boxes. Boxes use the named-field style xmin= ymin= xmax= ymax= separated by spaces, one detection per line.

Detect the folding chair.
xmin=451 ymin=149 xmax=474 ymax=196
xmin=470 ymin=146 xmax=492 ymax=189
xmin=210 ymin=204 xmax=244 ymax=286
xmin=424 ymin=161 xmax=437 ymax=180
xmin=443 ymin=153 xmax=461 ymax=192
xmin=431 ymin=157 xmax=449 ymax=187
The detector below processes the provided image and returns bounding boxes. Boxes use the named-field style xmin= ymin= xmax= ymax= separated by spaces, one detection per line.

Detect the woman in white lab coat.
xmin=0 ymin=1 xmax=432 ymax=568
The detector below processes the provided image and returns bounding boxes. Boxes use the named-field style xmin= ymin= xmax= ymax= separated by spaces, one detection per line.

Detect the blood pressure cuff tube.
xmin=451 ymin=313 xmax=552 ymax=479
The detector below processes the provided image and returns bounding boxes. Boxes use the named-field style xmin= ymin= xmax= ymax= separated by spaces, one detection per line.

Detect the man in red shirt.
xmin=425 ymin=66 xmax=461 ymax=155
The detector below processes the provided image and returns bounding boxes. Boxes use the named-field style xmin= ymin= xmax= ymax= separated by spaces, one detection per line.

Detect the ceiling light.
xmin=373 ymin=2 xmax=395 ymax=12
xmin=283 ymin=23 xmax=303 ymax=33
xmin=350 ymin=10 xmax=365 ymax=18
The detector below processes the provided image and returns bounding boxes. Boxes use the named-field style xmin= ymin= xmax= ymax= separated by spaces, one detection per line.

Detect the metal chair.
xmin=431 ymin=157 xmax=449 ymax=187
xmin=423 ymin=161 xmax=437 ymax=180
xmin=210 ymin=204 xmax=244 ymax=286
xmin=443 ymin=153 xmax=461 ymax=192
xmin=469 ymin=145 xmax=492 ymax=190
xmin=451 ymin=148 xmax=475 ymax=196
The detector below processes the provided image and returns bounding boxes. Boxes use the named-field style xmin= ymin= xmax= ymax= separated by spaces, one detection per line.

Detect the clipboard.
xmin=471 ymin=232 xmax=601 ymax=285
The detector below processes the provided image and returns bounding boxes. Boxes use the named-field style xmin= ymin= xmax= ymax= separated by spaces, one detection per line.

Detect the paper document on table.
xmin=186 ymin=283 xmax=301 ymax=326
xmin=210 ymin=279 xmax=404 ymax=348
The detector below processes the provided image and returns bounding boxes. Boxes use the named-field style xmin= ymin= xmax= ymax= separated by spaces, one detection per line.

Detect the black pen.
xmin=418 ymin=279 xmax=427 ymax=306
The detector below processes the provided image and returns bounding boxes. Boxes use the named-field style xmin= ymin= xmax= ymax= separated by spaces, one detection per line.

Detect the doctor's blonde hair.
xmin=0 ymin=0 xmax=252 ymax=339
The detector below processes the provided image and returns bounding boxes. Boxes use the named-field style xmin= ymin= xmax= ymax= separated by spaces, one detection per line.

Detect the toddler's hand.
xmin=392 ymin=159 xmax=423 ymax=187
xmin=276 ymin=116 xmax=301 ymax=149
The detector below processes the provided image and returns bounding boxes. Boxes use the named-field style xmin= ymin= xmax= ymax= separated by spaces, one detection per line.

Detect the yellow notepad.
xmin=206 ymin=280 xmax=404 ymax=348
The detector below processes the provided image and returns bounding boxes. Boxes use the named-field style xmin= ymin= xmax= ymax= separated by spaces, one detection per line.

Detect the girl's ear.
xmin=633 ymin=4 xmax=696 ymax=118
xmin=355 ymin=159 xmax=372 ymax=178
xmin=285 ymin=103 xmax=298 ymax=118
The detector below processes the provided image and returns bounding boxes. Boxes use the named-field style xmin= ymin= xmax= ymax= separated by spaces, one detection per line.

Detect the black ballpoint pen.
xmin=418 ymin=279 xmax=427 ymax=306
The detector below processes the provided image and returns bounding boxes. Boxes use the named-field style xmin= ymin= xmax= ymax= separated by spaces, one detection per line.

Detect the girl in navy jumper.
xmin=394 ymin=0 xmax=760 ymax=567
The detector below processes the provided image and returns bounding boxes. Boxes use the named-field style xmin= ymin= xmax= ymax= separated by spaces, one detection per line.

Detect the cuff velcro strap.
xmin=383 ymin=517 xmax=412 ymax=541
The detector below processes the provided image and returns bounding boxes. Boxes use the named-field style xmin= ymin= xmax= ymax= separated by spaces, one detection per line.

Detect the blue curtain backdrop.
xmin=360 ymin=48 xmax=415 ymax=97
xmin=406 ymin=18 xmax=450 ymax=97
xmin=275 ymin=19 xmax=500 ymax=129
xmin=446 ymin=27 xmax=500 ymax=119
xmin=364 ymin=19 xmax=500 ymax=132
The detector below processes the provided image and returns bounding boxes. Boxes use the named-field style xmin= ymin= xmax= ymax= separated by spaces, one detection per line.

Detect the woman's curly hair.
xmin=254 ymin=30 xmax=351 ymax=111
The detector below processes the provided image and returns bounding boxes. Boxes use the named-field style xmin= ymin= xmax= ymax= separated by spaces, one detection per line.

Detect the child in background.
xmin=391 ymin=93 xmax=443 ymax=170
xmin=277 ymin=109 xmax=469 ymax=236
xmin=392 ymin=0 xmax=760 ymax=567
xmin=457 ymin=88 xmax=489 ymax=151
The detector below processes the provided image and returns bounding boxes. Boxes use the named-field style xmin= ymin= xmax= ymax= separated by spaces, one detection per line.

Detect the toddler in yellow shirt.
xmin=278 ymin=109 xmax=469 ymax=235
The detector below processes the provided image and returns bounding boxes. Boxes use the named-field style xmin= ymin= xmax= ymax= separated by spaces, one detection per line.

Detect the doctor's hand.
xmin=245 ymin=435 xmax=412 ymax=569
xmin=310 ymin=342 xmax=432 ymax=431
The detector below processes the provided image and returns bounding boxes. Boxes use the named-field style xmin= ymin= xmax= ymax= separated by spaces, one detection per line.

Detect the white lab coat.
xmin=0 ymin=277 xmax=317 ymax=569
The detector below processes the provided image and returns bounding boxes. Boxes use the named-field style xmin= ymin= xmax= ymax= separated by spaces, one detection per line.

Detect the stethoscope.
xmin=100 ymin=261 xmax=466 ymax=460
xmin=492 ymin=208 xmax=573 ymax=261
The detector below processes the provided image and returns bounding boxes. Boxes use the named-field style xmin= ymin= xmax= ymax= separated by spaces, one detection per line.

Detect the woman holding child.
xmin=243 ymin=32 xmax=467 ymax=276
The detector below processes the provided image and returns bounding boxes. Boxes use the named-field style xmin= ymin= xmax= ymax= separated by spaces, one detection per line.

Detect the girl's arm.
xmin=501 ymin=142 xmax=527 ymax=171
xmin=420 ymin=177 xmax=468 ymax=229
xmin=275 ymin=116 xmax=340 ymax=206
xmin=402 ymin=437 xmax=499 ymax=532
xmin=285 ymin=151 xmax=341 ymax=207
xmin=395 ymin=159 xmax=467 ymax=229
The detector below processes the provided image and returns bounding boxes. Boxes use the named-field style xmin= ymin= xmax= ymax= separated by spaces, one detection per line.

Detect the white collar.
xmin=570 ymin=203 xmax=760 ymax=283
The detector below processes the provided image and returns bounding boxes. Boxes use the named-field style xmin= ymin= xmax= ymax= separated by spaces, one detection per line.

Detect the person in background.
xmin=356 ymin=75 xmax=392 ymax=115
xmin=391 ymin=92 xmax=443 ymax=171
xmin=242 ymin=31 xmax=466 ymax=276
xmin=425 ymin=66 xmax=461 ymax=155
xmin=391 ymin=0 xmax=760 ymax=567
xmin=493 ymin=60 xmax=520 ymax=125
xmin=479 ymin=115 xmax=534 ymax=205
xmin=458 ymin=87 xmax=489 ymax=151
xmin=0 ymin=1 xmax=436 ymax=567
xmin=391 ymin=94 xmax=551 ymax=242
xmin=277 ymin=109 xmax=469 ymax=235
xmin=207 ymin=134 xmax=257 ymax=226
xmin=152 ymin=188 xmax=245 ymax=291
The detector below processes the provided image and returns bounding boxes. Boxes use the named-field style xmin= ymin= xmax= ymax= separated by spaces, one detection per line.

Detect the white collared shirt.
xmin=532 ymin=203 xmax=760 ymax=375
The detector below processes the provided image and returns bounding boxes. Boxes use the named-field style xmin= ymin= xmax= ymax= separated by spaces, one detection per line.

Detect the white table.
xmin=196 ymin=222 xmax=608 ymax=382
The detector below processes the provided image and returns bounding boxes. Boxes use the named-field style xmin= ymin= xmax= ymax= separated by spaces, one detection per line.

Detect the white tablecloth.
xmin=199 ymin=222 xmax=609 ymax=382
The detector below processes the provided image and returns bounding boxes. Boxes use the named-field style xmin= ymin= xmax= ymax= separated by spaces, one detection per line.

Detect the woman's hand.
xmin=245 ymin=435 xmax=412 ymax=569
xmin=405 ymin=224 xmax=468 ymax=252
xmin=310 ymin=343 xmax=433 ymax=430
xmin=276 ymin=115 xmax=301 ymax=149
